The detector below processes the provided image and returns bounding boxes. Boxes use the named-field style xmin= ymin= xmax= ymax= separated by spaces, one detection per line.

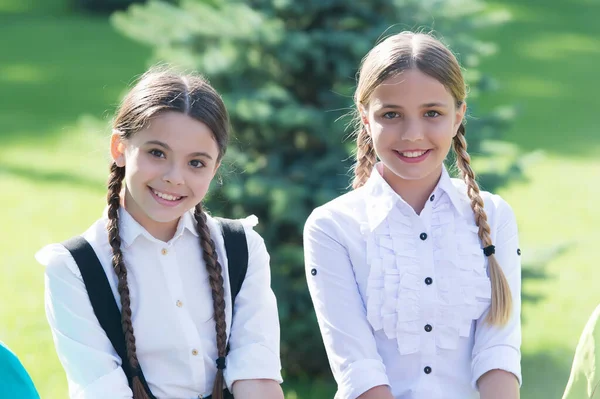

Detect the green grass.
xmin=476 ymin=0 xmax=600 ymax=396
xmin=0 ymin=2 xmax=152 ymax=397
xmin=2 ymin=0 xmax=599 ymax=398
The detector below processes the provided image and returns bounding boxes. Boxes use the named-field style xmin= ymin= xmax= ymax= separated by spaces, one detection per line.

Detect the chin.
xmin=384 ymin=162 xmax=432 ymax=181
xmin=145 ymin=206 xmax=189 ymax=224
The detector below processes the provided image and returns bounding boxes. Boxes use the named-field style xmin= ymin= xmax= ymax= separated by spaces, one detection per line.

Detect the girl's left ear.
xmin=110 ymin=133 xmax=126 ymax=167
xmin=454 ymin=102 xmax=467 ymax=136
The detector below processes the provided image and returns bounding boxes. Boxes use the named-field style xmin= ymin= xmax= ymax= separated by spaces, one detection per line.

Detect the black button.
xmin=420 ymin=232 xmax=428 ymax=240
xmin=424 ymin=366 xmax=432 ymax=374
xmin=429 ymin=194 xmax=435 ymax=202
xmin=424 ymin=324 xmax=432 ymax=332
xmin=517 ymin=248 xmax=521 ymax=256
xmin=425 ymin=277 xmax=433 ymax=285
xmin=311 ymin=269 xmax=317 ymax=276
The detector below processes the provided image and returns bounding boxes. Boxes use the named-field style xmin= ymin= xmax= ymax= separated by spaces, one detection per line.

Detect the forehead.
xmin=132 ymin=111 xmax=219 ymax=154
xmin=369 ymin=69 xmax=454 ymax=107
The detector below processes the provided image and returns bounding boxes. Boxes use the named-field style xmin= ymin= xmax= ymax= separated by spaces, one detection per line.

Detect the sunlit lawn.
xmin=478 ymin=0 xmax=600 ymax=397
xmin=1 ymin=0 xmax=598 ymax=398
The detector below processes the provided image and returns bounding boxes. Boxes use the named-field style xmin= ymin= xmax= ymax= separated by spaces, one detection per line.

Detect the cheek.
xmin=188 ymin=172 xmax=215 ymax=197
xmin=427 ymin=120 xmax=455 ymax=139
xmin=125 ymin=153 xmax=160 ymax=182
xmin=370 ymin=122 xmax=390 ymax=143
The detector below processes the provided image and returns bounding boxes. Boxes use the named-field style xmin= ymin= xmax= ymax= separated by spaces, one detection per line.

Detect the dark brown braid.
xmin=106 ymin=163 xmax=150 ymax=399
xmin=194 ymin=204 xmax=228 ymax=399
xmin=453 ymin=124 xmax=512 ymax=325
xmin=106 ymin=66 xmax=230 ymax=397
xmin=352 ymin=125 xmax=377 ymax=189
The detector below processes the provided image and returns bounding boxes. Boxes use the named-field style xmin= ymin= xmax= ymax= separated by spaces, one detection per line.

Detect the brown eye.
xmin=149 ymin=149 xmax=165 ymax=158
xmin=189 ymin=159 xmax=205 ymax=169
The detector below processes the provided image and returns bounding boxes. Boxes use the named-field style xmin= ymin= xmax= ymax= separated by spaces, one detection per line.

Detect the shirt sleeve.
xmin=561 ymin=304 xmax=600 ymax=399
xmin=36 ymin=244 xmax=133 ymax=399
xmin=304 ymin=208 xmax=390 ymax=399
xmin=471 ymin=200 xmax=522 ymax=389
xmin=223 ymin=227 xmax=283 ymax=390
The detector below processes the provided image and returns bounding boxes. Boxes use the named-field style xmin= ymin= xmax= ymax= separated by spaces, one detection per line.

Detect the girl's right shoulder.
xmin=35 ymin=216 xmax=110 ymax=280
xmin=304 ymin=187 xmax=367 ymax=236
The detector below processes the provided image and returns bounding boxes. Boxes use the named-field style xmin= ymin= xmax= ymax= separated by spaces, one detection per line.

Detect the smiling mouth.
xmin=393 ymin=149 xmax=432 ymax=162
xmin=149 ymin=187 xmax=186 ymax=202
xmin=397 ymin=150 xmax=430 ymax=158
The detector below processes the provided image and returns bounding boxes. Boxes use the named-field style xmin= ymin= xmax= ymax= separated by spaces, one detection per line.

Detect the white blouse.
xmin=36 ymin=208 xmax=282 ymax=399
xmin=304 ymin=163 xmax=521 ymax=399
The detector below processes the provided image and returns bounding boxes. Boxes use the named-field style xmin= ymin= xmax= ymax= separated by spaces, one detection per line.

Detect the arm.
xmin=232 ymin=379 xmax=284 ymax=399
xmin=561 ymin=304 xmax=600 ymax=399
xmin=223 ymin=228 xmax=283 ymax=398
xmin=37 ymin=244 xmax=132 ymax=399
xmin=472 ymin=201 xmax=522 ymax=398
xmin=478 ymin=369 xmax=519 ymax=399
xmin=304 ymin=208 xmax=391 ymax=399
xmin=357 ymin=386 xmax=394 ymax=399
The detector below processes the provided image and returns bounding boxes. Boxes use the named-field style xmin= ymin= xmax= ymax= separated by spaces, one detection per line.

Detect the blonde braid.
xmin=453 ymin=125 xmax=512 ymax=325
xmin=352 ymin=125 xmax=377 ymax=189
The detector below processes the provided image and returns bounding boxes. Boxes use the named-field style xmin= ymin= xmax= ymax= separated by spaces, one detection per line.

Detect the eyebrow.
xmin=144 ymin=140 xmax=214 ymax=159
xmin=380 ymin=102 xmax=449 ymax=109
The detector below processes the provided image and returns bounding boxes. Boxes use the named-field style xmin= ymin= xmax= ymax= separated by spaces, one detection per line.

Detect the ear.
xmin=110 ymin=132 xmax=126 ymax=167
xmin=453 ymin=102 xmax=467 ymax=137
xmin=212 ymin=160 xmax=221 ymax=176
xmin=359 ymin=104 xmax=371 ymax=135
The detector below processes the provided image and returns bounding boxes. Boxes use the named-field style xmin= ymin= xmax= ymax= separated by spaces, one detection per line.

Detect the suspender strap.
xmin=214 ymin=217 xmax=249 ymax=304
xmin=62 ymin=217 xmax=248 ymax=398
xmin=62 ymin=236 xmax=156 ymax=398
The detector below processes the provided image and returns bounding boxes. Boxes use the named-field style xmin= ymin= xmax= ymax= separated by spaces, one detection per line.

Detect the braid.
xmin=106 ymin=162 xmax=149 ymax=399
xmin=352 ymin=125 xmax=377 ymax=189
xmin=194 ymin=204 xmax=228 ymax=399
xmin=452 ymin=125 xmax=512 ymax=325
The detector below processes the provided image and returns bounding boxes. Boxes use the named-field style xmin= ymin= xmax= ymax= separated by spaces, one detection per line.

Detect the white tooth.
xmin=154 ymin=190 xmax=181 ymax=201
xmin=401 ymin=150 xmax=426 ymax=158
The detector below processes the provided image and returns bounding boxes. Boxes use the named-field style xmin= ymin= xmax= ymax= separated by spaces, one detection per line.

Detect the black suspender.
xmin=62 ymin=218 xmax=248 ymax=399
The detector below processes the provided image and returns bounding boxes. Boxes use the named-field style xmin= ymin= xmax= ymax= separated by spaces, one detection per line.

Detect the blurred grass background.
xmin=1 ymin=0 xmax=598 ymax=398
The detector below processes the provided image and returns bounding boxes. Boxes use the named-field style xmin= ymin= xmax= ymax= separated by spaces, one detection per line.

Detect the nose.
xmin=401 ymin=118 xmax=425 ymax=142
xmin=162 ymin=164 xmax=185 ymax=185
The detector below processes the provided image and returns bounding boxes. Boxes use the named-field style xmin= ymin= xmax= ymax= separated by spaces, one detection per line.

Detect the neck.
xmin=122 ymin=189 xmax=179 ymax=242
xmin=381 ymin=165 xmax=443 ymax=215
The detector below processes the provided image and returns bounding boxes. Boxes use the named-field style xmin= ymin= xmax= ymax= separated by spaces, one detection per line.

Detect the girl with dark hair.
xmin=36 ymin=67 xmax=284 ymax=399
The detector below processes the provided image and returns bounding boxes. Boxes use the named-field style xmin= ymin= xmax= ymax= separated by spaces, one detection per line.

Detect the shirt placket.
xmin=158 ymin=243 xmax=205 ymax=386
xmin=413 ymin=209 xmax=438 ymax=391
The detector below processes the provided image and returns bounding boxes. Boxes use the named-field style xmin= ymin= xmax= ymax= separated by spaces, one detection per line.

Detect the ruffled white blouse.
xmin=304 ymin=163 xmax=521 ymax=399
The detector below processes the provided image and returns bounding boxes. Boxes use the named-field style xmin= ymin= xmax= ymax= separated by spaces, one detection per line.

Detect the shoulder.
xmin=0 ymin=341 xmax=23 ymax=369
xmin=304 ymin=188 xmax=366 ymax=235
xmin=35 ymin=216 xmax=109 ymax=281
xmin=206 ymin=213 xmax=266 ymax=256
xmin=450 ymin=178 xmax=517 ymax=229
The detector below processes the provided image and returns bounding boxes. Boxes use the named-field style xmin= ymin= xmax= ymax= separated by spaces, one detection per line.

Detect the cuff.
xmin=70 ymin=368 xmax=132 ymax=399
xmin=472 ymin=345 xmax=522 ymax=390
xmin=336 ymin=359 xmax=389 ymax=399
xmin=223 ymin=343 xmax=283 ymax=392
